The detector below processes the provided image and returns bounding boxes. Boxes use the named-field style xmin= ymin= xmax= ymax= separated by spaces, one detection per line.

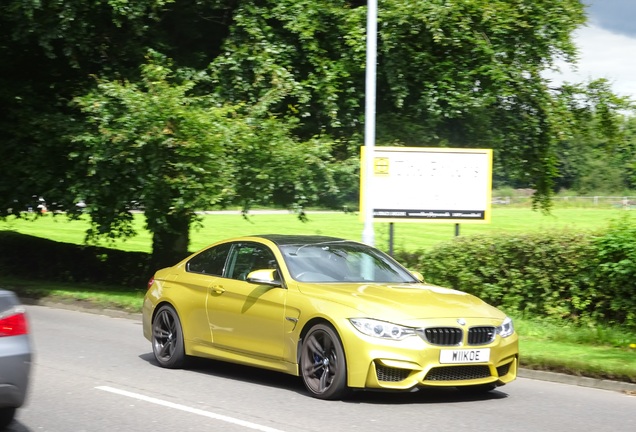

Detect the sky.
xmin=548 ymin=1 xmax=636 ymax=100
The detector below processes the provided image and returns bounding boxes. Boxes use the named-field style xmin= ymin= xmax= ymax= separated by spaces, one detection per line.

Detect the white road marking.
xmin=96 ymin=386 xmax=287 ymax=432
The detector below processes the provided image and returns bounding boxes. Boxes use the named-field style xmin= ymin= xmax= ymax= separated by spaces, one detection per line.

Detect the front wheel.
xmin=300 ymin=323 xmax=349 ymax=400
xmin=152 ymin=305 xmax=186 ymax=369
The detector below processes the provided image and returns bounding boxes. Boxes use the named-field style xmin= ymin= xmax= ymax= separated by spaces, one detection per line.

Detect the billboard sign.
xmin=360 ymin=147 xmax=493 ymax=223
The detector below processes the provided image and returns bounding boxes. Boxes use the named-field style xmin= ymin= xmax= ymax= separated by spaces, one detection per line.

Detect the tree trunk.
xmin=150 ymin=213 xmax=191 ymax=271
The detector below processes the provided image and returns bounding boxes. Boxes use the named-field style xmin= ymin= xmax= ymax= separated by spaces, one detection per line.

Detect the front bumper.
xmin=342 ymin=320 xmax=519 ymax=391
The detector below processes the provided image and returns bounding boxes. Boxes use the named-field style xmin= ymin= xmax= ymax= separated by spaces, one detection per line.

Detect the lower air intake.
xmin=497 ymin=362 xmax=511 ymax=377
xmin=425 ymin=365 xmax=492 ymax=381
xmin=376 ymin=364 xmax=411 ymax=382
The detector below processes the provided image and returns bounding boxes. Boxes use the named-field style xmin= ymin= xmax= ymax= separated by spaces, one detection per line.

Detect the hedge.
xmin=0 ymin=231 xmax=152 ymax=288
xmin=2 ymin=216 xmax=635 ymax=328
xmin=396 ymin=216 xmax=636 ymax=329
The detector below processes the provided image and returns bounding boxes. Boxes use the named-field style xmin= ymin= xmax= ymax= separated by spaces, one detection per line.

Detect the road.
xmin=8 ymin=305 xmax=636 ymax=432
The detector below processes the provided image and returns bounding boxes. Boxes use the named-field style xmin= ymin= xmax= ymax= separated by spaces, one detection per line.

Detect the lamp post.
xmin=362 ymin=0 xmax=377 ymax=246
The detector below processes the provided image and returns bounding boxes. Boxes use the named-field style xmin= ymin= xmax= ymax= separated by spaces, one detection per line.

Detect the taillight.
xmin=0 ymin=309 xmax=28 ymax=337
xmin=147 ymin=277 xmax=155 ymax=290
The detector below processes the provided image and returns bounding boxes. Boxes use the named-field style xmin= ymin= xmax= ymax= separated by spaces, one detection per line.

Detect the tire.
xmin=300 ymin=323 xmax=349 ymax=400
xmin=0 ymin=407 xmax=16 ymax=429
xmin=151 ymin=305 xmax=186 ymax=369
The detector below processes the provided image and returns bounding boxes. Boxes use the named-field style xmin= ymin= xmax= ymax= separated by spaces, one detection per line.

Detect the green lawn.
xmin=514 ymin=317 xmax=636 ymax=383
xmin=1 ymin=206 xmax=631 ymax=253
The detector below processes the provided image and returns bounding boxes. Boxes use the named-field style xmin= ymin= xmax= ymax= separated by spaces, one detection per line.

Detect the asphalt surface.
xmin=24 ymin=297 xmax=636 ymax=396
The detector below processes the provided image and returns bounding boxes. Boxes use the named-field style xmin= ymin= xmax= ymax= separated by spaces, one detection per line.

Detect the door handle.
xmin=210 ymin=286 xmax=225 ymax=294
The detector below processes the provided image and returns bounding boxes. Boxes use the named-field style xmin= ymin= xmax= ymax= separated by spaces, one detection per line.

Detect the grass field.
xmin=1 ymin=206 xmax=632 ymax=253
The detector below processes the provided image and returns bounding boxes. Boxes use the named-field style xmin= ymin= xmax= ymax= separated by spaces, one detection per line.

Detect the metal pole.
xmin=362 ymin=0 xmax=377 ymax=246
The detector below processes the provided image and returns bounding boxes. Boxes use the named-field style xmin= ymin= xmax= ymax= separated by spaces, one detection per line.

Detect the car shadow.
xmin=345 ymin=386 xmax=509 ymax=404
xmin=139 ymin=352 xmax=510 ymax=404
xmin=5 ymin=420 xmax=32 ymax=432
xmin=139 ymin=352 xmax=304 ymax=393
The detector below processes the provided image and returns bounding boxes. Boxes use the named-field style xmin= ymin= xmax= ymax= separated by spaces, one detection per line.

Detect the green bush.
xmin=2 ymin=217 xmax=635 ymax=328
xmin=396 ymin=220 xmax=636 ymax=329
xmin=0 ymin=231 xmax=151 ymax=288
xmin=592 ymin=216 xmax=636 ymax=327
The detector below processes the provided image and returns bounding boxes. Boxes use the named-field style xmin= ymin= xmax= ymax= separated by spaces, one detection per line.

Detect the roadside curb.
xmin=518 ymin=368 xmax=636 ymax=394
xmin=22 ymin=297 xmax=143 ymax=321
xmin=25 ymin=298 xmax=636 ymax=395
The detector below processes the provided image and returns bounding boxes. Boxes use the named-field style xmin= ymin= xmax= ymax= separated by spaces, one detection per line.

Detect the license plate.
xmin=440 ymin=348 xmax=490 ymax=364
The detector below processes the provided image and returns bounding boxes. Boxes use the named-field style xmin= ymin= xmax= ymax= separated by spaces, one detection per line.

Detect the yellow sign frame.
xmin=360 ymin=147 xmax=493 ymax=224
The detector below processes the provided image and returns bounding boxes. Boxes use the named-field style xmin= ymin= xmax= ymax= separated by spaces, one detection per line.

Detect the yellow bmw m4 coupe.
xmin=142 ymin=235 xmax=518 ymax=400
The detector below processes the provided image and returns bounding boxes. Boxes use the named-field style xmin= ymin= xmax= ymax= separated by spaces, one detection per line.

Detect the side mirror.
xmin=410 ymin=270 xmax=425 ymax=282
xmin=246 ymin=269 xmax=283 ymax=287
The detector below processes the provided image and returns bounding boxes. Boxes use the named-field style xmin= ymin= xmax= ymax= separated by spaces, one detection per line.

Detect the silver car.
xmin=0 ymin=290 xmax=32 ymax=429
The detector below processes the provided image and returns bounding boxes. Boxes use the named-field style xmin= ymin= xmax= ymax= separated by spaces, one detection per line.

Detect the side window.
xmin=226 ymin=243 xmax=277 ymax=281
xmin=186 ymin=243 xmax=232 ymax=276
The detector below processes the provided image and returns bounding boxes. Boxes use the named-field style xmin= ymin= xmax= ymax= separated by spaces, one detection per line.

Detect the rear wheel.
xmin=152 ymin=305 xmax=186 ymax=368
xmin=300 ymin=323 xmax=349 ymax=400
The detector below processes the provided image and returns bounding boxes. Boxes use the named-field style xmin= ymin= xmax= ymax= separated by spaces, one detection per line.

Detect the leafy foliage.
xmin=397 ymin=215 xmax=636 ymax=329
xmin=71 ymin=53 xmax=234 ymax=258
xmin=0 ymin=0 xmax=171 ymax=216
xmin=592 ymin=216 xmax=636 ymax=326
xmin=408 ymin=231 xmax=599 ymax=320
xmin=70 ymin=52 xmax=336 ymax=266
xmin=552 ymin=79 xmax=635 ymax=193
xmin=1 ymin=0 xmax=635 ymax=261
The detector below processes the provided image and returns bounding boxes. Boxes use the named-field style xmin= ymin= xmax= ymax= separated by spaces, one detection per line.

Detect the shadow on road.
xmin=139 ymin=352 xmax=510 ymax=404
xmin=5 ymin=419 xmax=32 ymax=432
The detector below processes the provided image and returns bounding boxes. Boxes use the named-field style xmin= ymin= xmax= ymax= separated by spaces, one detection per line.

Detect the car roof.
xmin=253 ymin=234 xmax=350 ymax=246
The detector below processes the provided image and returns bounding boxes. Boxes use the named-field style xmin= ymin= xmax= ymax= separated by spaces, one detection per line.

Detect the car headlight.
xmin=349 ymin=318 xmax=415 ymax=340
xmin=496 ymin=316 xmax=515 ymax=338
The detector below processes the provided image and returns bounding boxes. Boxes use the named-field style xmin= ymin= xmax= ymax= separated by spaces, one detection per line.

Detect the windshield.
xmin=279 ymin=241 xmax=418 ymax=283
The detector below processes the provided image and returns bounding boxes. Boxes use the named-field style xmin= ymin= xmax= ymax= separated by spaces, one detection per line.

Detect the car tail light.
xmin=147 ymin=277 xmax=155 ymax=290
xmin=0 ymin=308 xmax=28 ymax=337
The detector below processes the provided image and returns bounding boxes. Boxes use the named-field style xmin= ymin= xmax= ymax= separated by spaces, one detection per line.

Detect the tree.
xmin=624 ymin=117 xmax=636 ymax=190
xmin=551 ymin=79 xmax=634 ymax=193
xmin=2 ymin=0 xmax=633 ymax=264
xmin=0 ymin=1 xmax=175 ymax=211
xmin=209 ymin=0 xmax=592 ymax=208
xmin=71 ymin=52 xmax=336 ymax=267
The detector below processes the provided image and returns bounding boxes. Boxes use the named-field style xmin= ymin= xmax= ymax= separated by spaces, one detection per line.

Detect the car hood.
xmin=296 ymin=282 xmax=504 ymax=322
